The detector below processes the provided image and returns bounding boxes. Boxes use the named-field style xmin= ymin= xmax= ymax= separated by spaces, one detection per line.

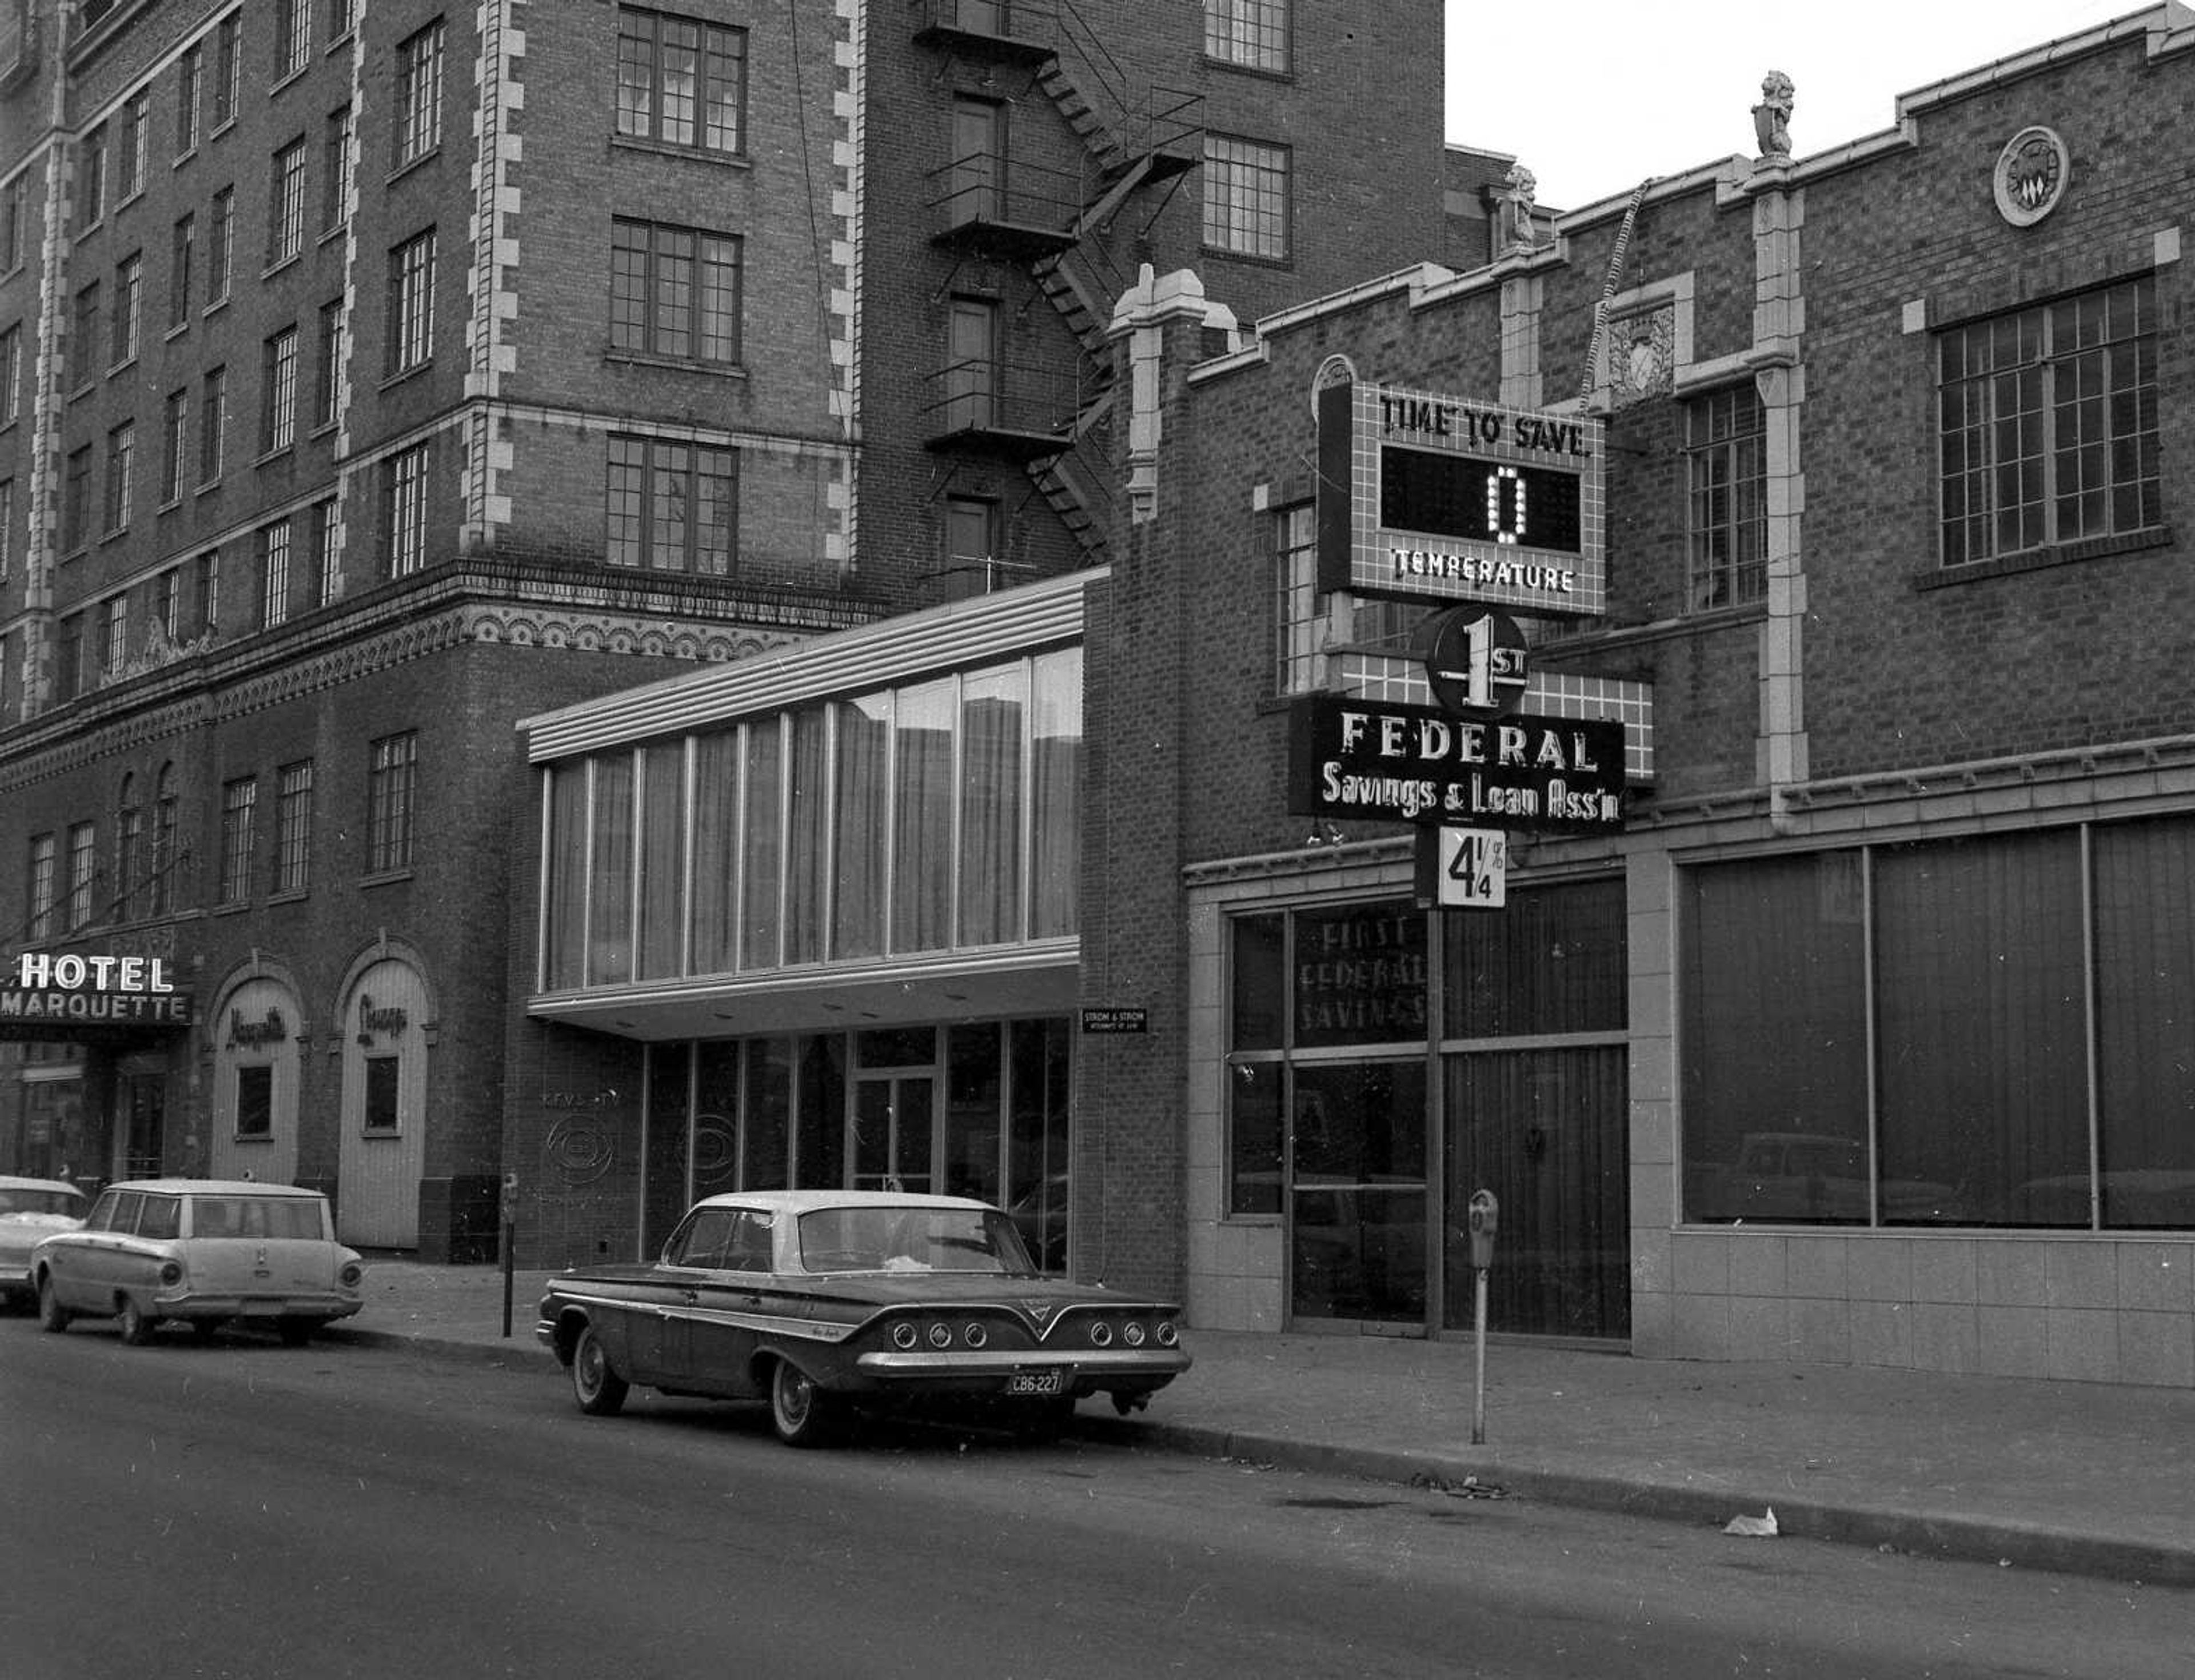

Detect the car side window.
xmin=668 ymin=1207 xmax=735 ymax=1268
xmin=137 ymin=1196 xmax=181 ymax=1239
xmin=83 ymin=1191 xmax=121 ymax=1230
xmin=723 ymin=1211 xmax=774 ymax=1272
xmin=107 ymin=1191 xmax=146 ymax=1234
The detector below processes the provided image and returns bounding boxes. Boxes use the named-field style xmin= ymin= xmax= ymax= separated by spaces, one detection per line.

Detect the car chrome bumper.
xmin=855 ymin=1347 xmax=1191 ymax=1382
xmin=157 ymin=1292 xmax=364 ymax=1319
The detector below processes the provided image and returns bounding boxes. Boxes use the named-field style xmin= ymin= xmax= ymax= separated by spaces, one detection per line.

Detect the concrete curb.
xmin=342 ymin=1328 xmax=2195 ymax=1589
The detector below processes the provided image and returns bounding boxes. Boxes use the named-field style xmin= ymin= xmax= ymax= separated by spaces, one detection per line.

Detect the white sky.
xmin=1444 ymin=0 xmax=2148 ymax=212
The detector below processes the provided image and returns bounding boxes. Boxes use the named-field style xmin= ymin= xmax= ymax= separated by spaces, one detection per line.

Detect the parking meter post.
xmin=1466 ymin=1190 xmax=1498 ymax=1446
xmin=500 ymin=1171 xmax=520 ymax=1339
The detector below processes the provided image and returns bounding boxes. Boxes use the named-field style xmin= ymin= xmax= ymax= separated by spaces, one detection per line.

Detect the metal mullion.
xmin=2081 ymin=824 xmax=2102 ymax=1231
xmin=626 ymin=745 xmax=645 ymax=981
xmin=534 ymin=769 xmax=553 ymax=992
xmin=578 ymin=757 xmax=597 ymax=987
xmin=677 ymin=734 xmax=696 ymax=978
xmin=1018 ymin=657 xmax=1035 ymax=942
xmin=1862 ymin=846 xmax=1880 ymax=1226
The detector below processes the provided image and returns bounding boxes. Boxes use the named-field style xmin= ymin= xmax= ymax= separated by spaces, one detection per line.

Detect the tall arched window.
xmin=150 ymin=763 xmax=179 ymax=915
xmin=115 ymin=773 xmax=144 ymax=921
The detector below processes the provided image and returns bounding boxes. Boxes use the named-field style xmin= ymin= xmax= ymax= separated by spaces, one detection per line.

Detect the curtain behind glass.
xmin=1875 ymin=832 xmax=2087 ymax=1225
xmin=635 ymin=740 xmax=686 ymax=980
xmin=741 ymin=720 xmax=782 ymax=970
xmin=892 ymin=680 xmax=955 ymax=953
xmin=1681 ymin=854 xmax=1867 ymax=1222
xmin=587 ymin=753 xmax=634 ymax=985
xmin=733 ymin=1038 xmax=788 ymax=1191
xmin=2093 ymin=815 xmax=2195 ymax=1228
xmin=1029 ymin=647 xmax=1081 ymax=937
xmin=785 ymin=707 xmax=829 ymax=963
xmin=958 ymin=667 xmax=1024 ymax=945
xmin=689 ymin=730 xmax=739 ymax=976
xmin=544 ymin=765 xmax=588 ymax=989
xmin=832 ymin=695 xmax=891 ymax=960
xmin=795 ymin=1032 xmax=846 ymax=1187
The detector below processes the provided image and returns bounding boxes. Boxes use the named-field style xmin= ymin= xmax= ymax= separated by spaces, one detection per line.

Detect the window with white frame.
xmin=209 ymin=185 xmax=234 ymax=305
xmin=219 ymin=776 xmax=256 ymax=903
xmin=27 ymin=832 xmax=57 ymax=940
xmin=616 ymin=6 xmax=747 ymax=154
xmin=100 ymin=593 xmax=127 ymax=674
xmin=1202 ymin=134 xmax=1288 ymax=260
xmin=276 ymin=760 xmax=313 ymax=893
xmin=77 ymin=125 xmax=105 ymax=230
xmin=262 ymin=325 xmax=298 ymax=453
xmin=1204 ymin=0 xmax=1288 ymax=72
xmin=310 ymin=498 xmax=339 ymax=605
xmin=1938 ymin=275 xmax=2162 ymax=568
xmin=1272 ymin=501 xmax=1319 ymax=693
xmin=169 ymin=212 xmax=194 ymax=328
xmin=386 ymin=228 xmax=436 ymax=373
xmin=177 ymin=42 xmax=203 ymax=155
xmin=213 ymin=13 xmax=242 ymax=130
xmin=2 ymin=173 xmax=23 ymax=270
xmin=385 ymin=442 xmax=429 ymax=576
xmin=110 ymin=252 xmax=141 ymax=364
xmin=368 ymin=731 xmax=417 ymax=872
xmin=161 ymin=388 xmax=188 ymax=501
xmin=199 ymin=365 xmax=227 ymax=484
xmin=67 ymin=821 xmax=97 ymax=929
xmin=103 ymin=422 xmax=133 ymax=534
xmin=117 ymin=91 xmax=148 ymax=199
xmin=115 ymin=777 xmax=144 ymax=920
xmin=1685 ymin=384 xmax=1766 ymax=610
xmin=276 ymin=0 xmax=312 ymax=78
xmin=0 ymin=322 xmax=15 ymax=424
xmin=395 ymin=20 xmax=445 ymax=167
xmin=323 ymin=105 xmax=353 ymax=232
xmin=258 ymin=518 xmax=291 ymax=628
xmin=269 ymin=137 xmax=308 ymax=265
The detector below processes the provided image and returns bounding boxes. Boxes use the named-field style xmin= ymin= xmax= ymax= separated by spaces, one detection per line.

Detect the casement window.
xmin=395 ymin=20 xmax=445 ymax=167
xmin=151 ymin=765 xmax=179 ymax=915
xmin=616 ymin=6 xmax=747 ymax=155
xmin=194 ymin=548 xmax=221 ymax=636
xmin=605 ymin=434 xmax=736 ymax=573
xmin=275 ymin=760 xmax=313 ymax=893
xmin=262 ymin=325 xmax=299 ymax=453
xmin=209 ymin=185 xmax=234 ymax=305
xmin=70 ymin=282 xmax=99 ymax=385
xmin=385 ymin=442 xmax=429 ymax=576
xmin=1 ymin=173 xmax=23 ymax=270
xmin=269 ymin=137 xmax=308 ymax=265
xmin=27 ymin=833 xmax=58 ymax=940
xmin=199 ymin=365 xmax=227 ymax=484
xmin=111 ymin=252 xmax=142 ymax=365
xmin=212 ymin=13 xmax=242 ymax=130
xmin=610 ymin=219 xmax=740 ymax=363
xmin=276 ymin=0 xmax=312 ymax=79
xmin=367 ymin=731 xmax=418 ymax=872
xmin=1202 ymin=134 xmax=1289 ymax=260
xmin=176 ymin=43 xmax=203 ymax=155
xmin=310 ymin=498 xmax=339 ymax=605
xmin=314 ymin=298 xmax=344 ymax=429
xmin=169 ymin=213 xmax=195 ymax=328
xmin=1938 ymin=275 xmax=2162 ymax=567
xmin=103 ymin=421 xmax=134 ymax=533
xmin=323 ymin=105 xmax=353 ymax=232
xmin=67 ymin=822 xmax=97 ymax=930
xmin=77 ymin=125 xmax=105 ymax=230
xmin=386 ymin=228 xmax=436 ymax=373
xmin=330 ymin=1 xmax=356 ymax=41
xmin=117 ymin=91 xmax=149 ymax=199
xmin=1 ymin=322 xmax=19 ymax=425
xmin=1272 ymin=501 xmax=1319 ymax=694
xmin=1685 ymin=384 xmax=1766 ymax=610
xmin=153 ymin=567 xmax=179 ymax=640
xmin=258 ymin=518 xmax=292 ymax=629
xmin=115 ymin=778 xmax=145 ymax=921
xmin=161 ymin=388 xmax=189 ymax=501
xmin=1204 ymin=0 xmax=1288 ymax=73
xmin=219 ymin=776 xmax=257 ymax=904
xmin=99 ymin=594 xmax=127 ymax=674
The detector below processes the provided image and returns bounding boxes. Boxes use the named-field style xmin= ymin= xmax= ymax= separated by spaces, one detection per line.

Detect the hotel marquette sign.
xmin=0 ymin=952 xmax=195 ymax=1040
xmin=1291 ymin=376 xmax=1626 ymax=839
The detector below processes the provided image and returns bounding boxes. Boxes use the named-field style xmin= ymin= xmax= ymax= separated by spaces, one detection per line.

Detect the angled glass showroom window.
xmin=540 ymin=648 xmax=1082 ymax=991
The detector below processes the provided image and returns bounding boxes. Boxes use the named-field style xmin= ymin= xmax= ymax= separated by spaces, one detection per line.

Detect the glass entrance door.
xmin=1288 ymin=1060 xmax=1427 ymax=1327
xmin=854 ymin=1076 xmax=935 ymax=1193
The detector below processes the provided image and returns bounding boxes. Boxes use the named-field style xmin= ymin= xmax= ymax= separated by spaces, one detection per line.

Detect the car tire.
xmin=769 ymin=1358 xmax=842 ymax=1448
xmin=276 ymin=1317 xmax=316 ymax=1347
xmin=570 ymin=1322 xmax=629 ymax=1417
xmin=36 ymin=1275 xmax=70 ymax=1334
xmin=118 ymin=1296 xmax=158 ymax=1347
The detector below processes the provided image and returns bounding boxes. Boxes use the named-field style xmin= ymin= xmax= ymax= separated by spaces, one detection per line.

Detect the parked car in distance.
xmin=31 ymin=1178 xmax=366 ymax=1346
xmin=538 ymin=1189 xmax=1190 ymax=1447
xmin=0 ymin=1175 xmax=88 ymax=1308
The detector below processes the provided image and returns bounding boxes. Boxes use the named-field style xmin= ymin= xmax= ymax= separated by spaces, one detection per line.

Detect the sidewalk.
xmin=332 ymin=1262 xmax=2195 ymax=1588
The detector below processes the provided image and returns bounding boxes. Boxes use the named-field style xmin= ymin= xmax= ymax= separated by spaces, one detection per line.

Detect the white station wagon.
xmin=31 ymin=1178 xmax=366 ymax=1346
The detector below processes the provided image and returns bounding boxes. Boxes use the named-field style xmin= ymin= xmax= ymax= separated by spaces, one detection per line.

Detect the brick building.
xmin=0 ymin=1 xmax=1449 ymax=1257
xmin=516 ymin=5 xmax=2195 ymax=1390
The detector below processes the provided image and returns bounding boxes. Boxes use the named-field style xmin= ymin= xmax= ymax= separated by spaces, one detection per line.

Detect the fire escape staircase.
xmin=911 ymin=1 xmax=1202 ymax=560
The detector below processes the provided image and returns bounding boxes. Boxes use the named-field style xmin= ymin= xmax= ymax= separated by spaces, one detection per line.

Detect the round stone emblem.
xmin=1993 ymin=126 xmax=2069 ymax=226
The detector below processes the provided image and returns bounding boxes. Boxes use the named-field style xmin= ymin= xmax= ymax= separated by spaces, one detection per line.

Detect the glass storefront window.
xmin=893 ymin=680 xmax=955 ymax=953
xmin=636 ymin=741 xmax=686 ymax=981
xmin=740 ymin=720 xmax=783 ymax=971
xmin=588 ymin=753 xmax=634 ymax=987
xmin=690 ymin=731 xmax=740 ymax=975
xmin=958 ymin=667 xmax=1025 ymax=946
xmin=1029 ymin=647 xmax=1081 ymax=938
xmin=833 ymin=695 xmax=891 ymax=960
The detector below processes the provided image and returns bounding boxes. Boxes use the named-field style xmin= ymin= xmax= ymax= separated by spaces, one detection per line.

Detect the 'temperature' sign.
xmin=1288 ymin=697 xmax=1626 ymax=833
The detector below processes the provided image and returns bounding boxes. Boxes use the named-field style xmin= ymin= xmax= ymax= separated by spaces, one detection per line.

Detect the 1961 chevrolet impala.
xmin=536 ymin=1189 xmax=1190 ymax=1446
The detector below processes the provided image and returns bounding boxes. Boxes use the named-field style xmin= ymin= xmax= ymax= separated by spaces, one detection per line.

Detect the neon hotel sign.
xmin=1 ymin=953 xmax=195 ymax=1027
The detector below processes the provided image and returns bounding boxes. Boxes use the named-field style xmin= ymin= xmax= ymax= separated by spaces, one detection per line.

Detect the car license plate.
xmin=1005 ymin=1369 xmax=1063 ymax=1396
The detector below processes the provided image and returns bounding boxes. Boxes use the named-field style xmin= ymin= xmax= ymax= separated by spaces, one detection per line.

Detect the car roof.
xmin=688 ymin=1189 xmax=996 ymax=1215
xmin=0 ymin=1175 xmax=83 ymax=1195
xmin=99 ymin=1178 xmax=324 ymax=1198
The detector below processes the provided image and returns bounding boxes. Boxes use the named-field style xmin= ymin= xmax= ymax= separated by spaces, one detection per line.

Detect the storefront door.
xmin=855 ymin=1075 xmax=936 ymax=1193
xmin=1288 ymin=1059 xmax=1427 ymax=1328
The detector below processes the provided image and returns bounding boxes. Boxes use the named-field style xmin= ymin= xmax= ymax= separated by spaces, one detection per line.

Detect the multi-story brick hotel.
xmin=0 ymin=1 xmax=1452 ymax=1256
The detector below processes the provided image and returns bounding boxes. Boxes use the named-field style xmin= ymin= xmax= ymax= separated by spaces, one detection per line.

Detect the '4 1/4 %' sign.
xmin=1287 ymin=696 xmax=1626 ymax=834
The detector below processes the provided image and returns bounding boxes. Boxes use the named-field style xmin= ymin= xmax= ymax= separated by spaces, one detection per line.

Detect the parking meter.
xmin=1467 ymin=1190 xmax=1498 ymax=1271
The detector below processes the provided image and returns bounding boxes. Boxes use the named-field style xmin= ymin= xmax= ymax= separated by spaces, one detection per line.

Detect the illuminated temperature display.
xmin=1378 ymin=445 xmax=1585 ymax=557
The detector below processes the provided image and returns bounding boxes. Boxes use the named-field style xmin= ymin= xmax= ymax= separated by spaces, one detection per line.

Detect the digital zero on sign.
xmin=1316 ymin=378 xmax=1606 ymax=616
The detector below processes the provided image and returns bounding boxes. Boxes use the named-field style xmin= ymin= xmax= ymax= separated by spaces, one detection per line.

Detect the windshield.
xmin=0 ymin=1187 xmax=83 ymax=1218
xmin=795 ymin=1206 xmax=1037 ymax=1276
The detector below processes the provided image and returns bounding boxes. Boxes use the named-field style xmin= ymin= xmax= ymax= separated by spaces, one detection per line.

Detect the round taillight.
xmin=928 ymin=1322 xmax=953 ymax=1348
xmin=963 ymin=1322 xmax=988 ymax=1348
xmin=339 ymin=1263 xmax=364 ymax=1288
xmin=1155 ymin=1320 xmax=1180 ymax=1348
xmin=158 ymin=1261 xmax=183 ymax=1287
xmin=891 ymin=1322 xmax=919 ymax=1350
xmin=1122 ymin=1321 xmax=1147 ymax=1347
xmin=1088 ymin=1321 xmax=1114 ymax=1348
